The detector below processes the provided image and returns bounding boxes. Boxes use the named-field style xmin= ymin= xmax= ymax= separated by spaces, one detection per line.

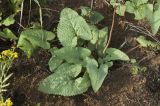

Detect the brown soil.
xmin=1 ymin=0 xmax=160 ymax=106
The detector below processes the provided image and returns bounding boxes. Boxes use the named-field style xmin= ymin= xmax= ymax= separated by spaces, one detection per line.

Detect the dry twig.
xmin=103 ymin=8 xmax=116 ymax=54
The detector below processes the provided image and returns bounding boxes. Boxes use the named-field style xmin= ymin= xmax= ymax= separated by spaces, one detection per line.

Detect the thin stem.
xmin=103 ymin=8 xmax=116 ymax=54
xmin=18 ymin=0 xmax=24 ymax=32
xmin=28 ymin=0 xmax=32 ymax=26
xmin=126 ymin=45 xmax=140 ymax=54
xmin=91 ymin=0 xmax=94 ymax=10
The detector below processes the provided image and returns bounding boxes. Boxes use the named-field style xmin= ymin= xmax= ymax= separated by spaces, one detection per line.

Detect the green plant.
xmin=0 ymin=14 xmax=17 ymax=40
xmin=0 ymin=98 xmax=13 ymax=106
xmin=109 ymin=0 xmax=160 ymax=35
xmin=0 ymin=0 xmax=24 ymax=40
xmin=130 ymin=59 xmax=146 ymax=75
xmin=37 ymin=8 xmax=129 ymax=96
xmin=8 ymin=0 xmax=24 ymax=13
xmin=136 ymin=36 xmax=160 ymax=48
xmin=0 ymin=49 xmax=18 ymax=101
xmin=17 ymin=29 xmax=55 ymax=58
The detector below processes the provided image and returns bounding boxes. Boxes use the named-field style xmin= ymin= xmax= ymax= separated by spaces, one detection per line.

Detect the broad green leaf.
xmin=126 ymin=1 xmax=151 ymax=20
xmin=17 ymin=35 xmax=38 ymax=57
xmin=17 ymin=29 xmax=55 ymax=57
xmin=54 ymin=47 xmax=91 ymax=64
xmin=38 ymin=63 xmax=90 ymax=96
xmin=57 ymin=8 xmax=92 ymax=47
xmin=104 ymin=48 xmax=129 ymax=61
xmin=2 ymin=15 xmax=15 ymax=26
xmin=148 ymin=7 xmax=160 ymax=35
xmin=54 ymin=63 xmax=82 ymax=76
xmin=125 ymin=1 xmax=135 ymax=13
xmin=1 ymin=28 xmax=18 ymax=40
xmin=86 ymin=57 xmax=108 ymax=92
xmin=48 ymin=56 xmax=63 ymax=72
xmin=136 ymin=36 xmax=159 ymax=48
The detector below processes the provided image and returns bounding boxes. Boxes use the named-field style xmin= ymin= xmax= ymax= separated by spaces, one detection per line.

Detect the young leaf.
xmin=90 ymin=11 xmax=104 ymax=24
xmin=81 ymin=6 xmax=91 ymax=16
xmin=17 ymin=29 xmax=55 ymax=57
xmin=116 ymin=5 xmax=126 ymax=16
xmin=57 ymin=8 xmax=92 ymax=47
xmin=88 ymin=26 xmax=108 ymax=52
xmin=17 ymin=35 xmax=38 ymax=58
xmin=104 ymin=48 xmax=129 ymax=61
xmin=86 ymin=57 xmax=108 ymax=92
xmin=9 ymin=0 xmax=23 ymax=13
xmin=1 ymin=14 xmax=15 ymax=26
xmin=1 ymin=28 xmax=18 ymax=40
xmin=80 ymin=6 xmax=104 ymax=24
xmin=38 ymin=63 xmax=90 ymax=96
xmin=136 ymin=36 xmax=159 ymax=48
xmin=110 ymin=0 xmax=126 ymax=16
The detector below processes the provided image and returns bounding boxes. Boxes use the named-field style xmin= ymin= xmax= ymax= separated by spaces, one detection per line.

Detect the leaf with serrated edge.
xmin=57 ymin=8 xmax=92 ymax=47
xmin=126 ymin=1 xmax=151 ymax=20
xmin=17 ymin=29 xmax=55 ymax=57
xmin=38 ymin=63 xmax=90 ymax=96
xmin=86 ymin=57 xmax=108 ymax=92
